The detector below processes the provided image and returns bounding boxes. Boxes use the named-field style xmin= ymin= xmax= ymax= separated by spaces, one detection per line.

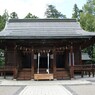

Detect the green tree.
xmin=80 ymin=0 xmax=95 ymax=62
xmin=45 ymin=5 xmax=66 ymax=18
xmin=72 ymin=4 xmax=79 ymax=19
xmin=25 ymin=13 xmax=38 ymax=18
xmin=80 ymin=0 xmax=95 ymax=31
xmin=10 ymin=12 xmax=18 ymax=19
xmin=80 ymin=13 xmax=95 ymax=31
xmin=83 ymin=0 xmax=95 ymax=15
xmin=0 ymin=15 xmax=5 ymax=31
xmin=0 ymin=10 xmax=9 ymax=31
xmin=2 ymin=9 xmax=9 ymax=21
xmin=0 ymin=49 xmax=5 ymax=67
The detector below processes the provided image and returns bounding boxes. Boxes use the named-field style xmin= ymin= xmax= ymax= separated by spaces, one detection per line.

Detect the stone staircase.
xmin=56 ymin=68 xmax=70 ymax=80
xmin=17 ymin=68 xmax=70 ymax=80
xmin=17 ymin=68 xmax=31 ymax=80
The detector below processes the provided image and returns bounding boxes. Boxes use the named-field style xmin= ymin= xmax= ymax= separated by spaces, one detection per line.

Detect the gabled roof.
xmin=0 ymin=19 xmax=95 ymax=39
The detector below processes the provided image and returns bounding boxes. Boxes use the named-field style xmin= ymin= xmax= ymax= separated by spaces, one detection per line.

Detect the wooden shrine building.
xmin=0 ymin=19 xmax=95 ymax=80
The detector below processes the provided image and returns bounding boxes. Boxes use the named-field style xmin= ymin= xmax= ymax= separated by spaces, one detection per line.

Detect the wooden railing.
xmin=0 ymin=65 xmax=18 ymax=79
xmin=73 ymin=64 xmax=95 ymax=77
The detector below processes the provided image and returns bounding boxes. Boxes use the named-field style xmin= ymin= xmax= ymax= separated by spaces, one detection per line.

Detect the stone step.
xmin=17 ymin=69 xmax=31 ymax=80
xmin=56 ymin=70 xmax=70 ymax=79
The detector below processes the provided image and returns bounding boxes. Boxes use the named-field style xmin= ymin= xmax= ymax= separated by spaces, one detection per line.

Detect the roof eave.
xmin=0 ymin=36 xmax=92 ymax=40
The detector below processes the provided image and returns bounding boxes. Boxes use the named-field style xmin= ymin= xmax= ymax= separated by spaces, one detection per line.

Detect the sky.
xmin=0 ymin=0 xmax=87 ymax=18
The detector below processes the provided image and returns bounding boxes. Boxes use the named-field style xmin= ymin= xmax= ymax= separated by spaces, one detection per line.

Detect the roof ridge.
xmin=8 ymin=18 xmax=77 ymax=23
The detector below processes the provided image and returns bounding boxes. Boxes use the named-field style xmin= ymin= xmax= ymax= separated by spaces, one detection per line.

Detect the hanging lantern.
xmin=43 ymin=50 xmax=45 ymax=53
xmin=66 ymin=46 xmax=68 ymax=49
xmin=34 ymin=54 xmax=37 ymax=59
xmin=50 ymin=54 xmax=53 ymax=59
xmin=20 ymin=47 xmax=22 ymax=50
xmin=49 ymin=49 xmax=50 ymax=52
xmin=15 ymin=45 xmax=17 ymax=49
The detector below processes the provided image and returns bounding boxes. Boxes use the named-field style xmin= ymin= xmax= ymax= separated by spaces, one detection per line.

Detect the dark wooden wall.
xmin=74 ymin=47 xmax=81 ymax=65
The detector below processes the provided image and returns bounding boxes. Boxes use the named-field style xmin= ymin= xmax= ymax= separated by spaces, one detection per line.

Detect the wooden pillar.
xmin=80 ymin=46 xmax=82 ymax=65
xmin=4 ymin=47 xmax=7 ymax=79
xmin=53 ymin=48 xmax=56 ymax=79
xmin=79 ymin=46 xmax=83 ymax=77
xmin=92 ymin=44 xmax=94 ymax=77
xmin=13 ymin=45 xmax=17 ymax=79
xmin=70 ymin=46 xmax=74 ymax=78
xmin=31 ymin=49 xmax=34 ymax=79
xmin=65 ymin=46 xmax=69 ymax=68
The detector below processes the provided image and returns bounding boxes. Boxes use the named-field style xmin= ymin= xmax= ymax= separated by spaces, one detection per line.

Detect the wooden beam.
xmin=81 ymin=38 xmax=95 ymax=49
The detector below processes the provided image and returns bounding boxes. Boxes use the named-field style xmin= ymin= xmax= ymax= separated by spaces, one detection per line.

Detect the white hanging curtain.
xmin=37 ymin=53 xmax=40 ymax=74
xmin=47 ymin=53 xmax=50 ymax=74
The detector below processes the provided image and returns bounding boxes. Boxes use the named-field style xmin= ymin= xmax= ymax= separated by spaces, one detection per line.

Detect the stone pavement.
xmin=67 ymin=84 xmax=95 ymax=95
xmin=0 ymin=76 xmax=95 ymax=95
xmin=0 ymin=86 xmax=23 ymax=95
xmin=19 ymin=85 xmax=72 ymax=95
xmin=0 ymin=78 xmax=91 ymax=86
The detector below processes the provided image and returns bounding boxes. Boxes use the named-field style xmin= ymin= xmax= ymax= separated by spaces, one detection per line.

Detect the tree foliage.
xmin=80 ymin=0 xmax=95 ymax=32
xmin=10 ymin=12 xmax=18 ymax=19
xmin=72 ymin=4 xmax=80 ymax=19
xmin=80 ymin=13 xmax=95 ymax=31
xmin=0 ymin=10 xmax=9 ymax=31
xmin=0 ymin=16 xmax=5 ymax=31
xmin=0 ymin=49 xmax=5 ymax=67
xmin=45 ymin=5 xmax=66 ymax=18
xmin=25 ymin=13 xmax=38 ymax=18
xmin=83 ymin=0 xmax=95 ymax=15
xmin=2 ymin=9 xmax=9 ymax=21
xmin=79 ymin=0 xmax=95 ymax=62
